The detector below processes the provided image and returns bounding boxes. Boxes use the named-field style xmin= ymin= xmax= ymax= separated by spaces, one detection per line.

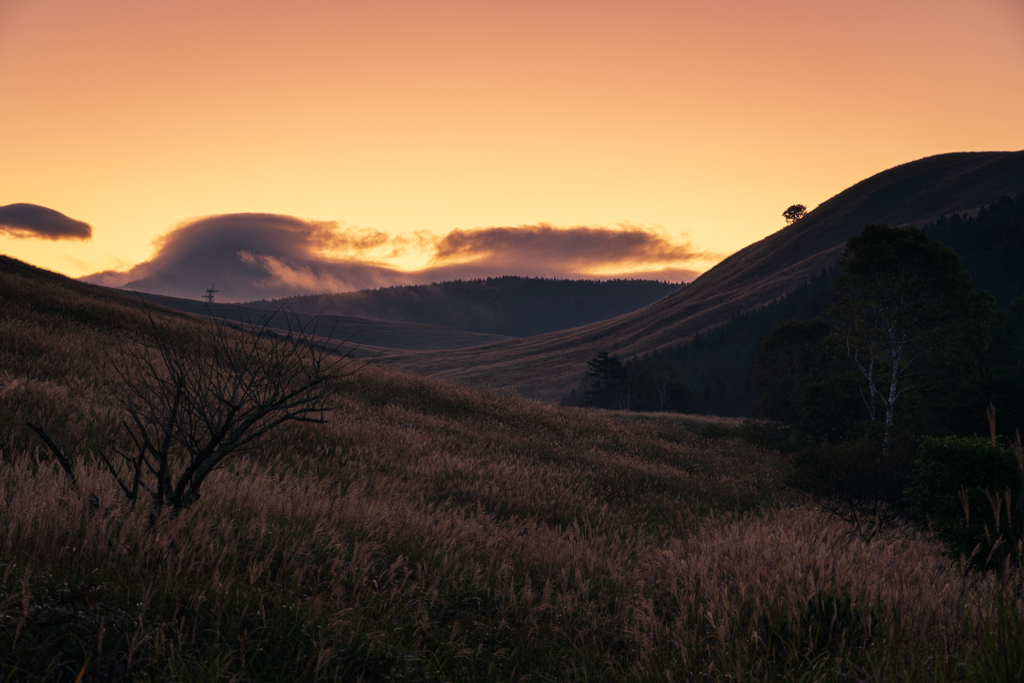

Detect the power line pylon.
xmin=202 ymin=283 xmax=218 ymax=304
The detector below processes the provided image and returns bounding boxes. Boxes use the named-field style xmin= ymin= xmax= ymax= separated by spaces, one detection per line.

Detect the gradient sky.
xmin=2 ymin=0 xmax=1023 ymax=289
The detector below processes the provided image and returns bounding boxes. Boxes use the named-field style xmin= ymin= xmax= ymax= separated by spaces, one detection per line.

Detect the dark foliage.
xmin=764 ymin=224 xmax=1023 ymax=539
xmin=752 ymin=318 xmax=831 ymax=424
xmin=829 ymin=224 xmax=996 ymax=453
xmin=646 ymin=268 xmax=840 ymax=416
xmin=790 ymin=426 xmax=917 ymax=528
xmin=734 ymin=420 xmax=794 ymax=452
xmin=561 ymin=269 xmax=839 ymax=417
xmin=796 ymin=373 xmax=867 ymax=444
xmin=623 ymin=354 xmax=694 ymax=413
xmin=923 ymin=191 xmax=1024 ymax=310
xmin=905 ymin=436 xmax=1023 ymax=567
xmin=585 ymin=193 xmax=1024 ymax=421
xmin=582 ymin=351 xmax=628 ymax=409
xmin=782 ymin=204 xmax=807 ymax=224
xmin=249 ymin=276 xmax=682 ymax=337
xmin=564 ymin=351 xmax=692 ymax=413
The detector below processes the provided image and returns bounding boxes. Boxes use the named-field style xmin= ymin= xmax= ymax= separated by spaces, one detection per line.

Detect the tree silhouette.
xmin=829 ymin=224 xmax=993 ymax=454
xmin=583 ymin=351 xmax=628 ymax=409
xmin=753 ymin=317 xmax=831 ymax=424
xmin=30 ymin=307 xmax=356 ymax=511
xmin=783 ymin=204 xmax=807 ymax=224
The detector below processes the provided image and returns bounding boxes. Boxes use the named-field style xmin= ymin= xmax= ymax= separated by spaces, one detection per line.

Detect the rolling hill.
xmin=247 ymin=276 xmax=682 ymax=337
xmin=383 ymin=151 xmax=1024 ymax=400
xmin=569 ymin=191 xmax=1024 ymax=418
xmin=131 ymin=291 xmax=513 ymax=355
xmin=0 ymin=256 xmax=512 ymax=356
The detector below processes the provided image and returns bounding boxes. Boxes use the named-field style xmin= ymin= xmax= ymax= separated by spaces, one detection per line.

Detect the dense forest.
xmin=565 ymin=192 xmax=1024 ymax=419
xmin=921 ymin=191 xmax=1024 ymax=309
xmin=561 ymin=270 xmax=839 ymax=415
xmin=249 ymin=276 xmax=682 ymax=337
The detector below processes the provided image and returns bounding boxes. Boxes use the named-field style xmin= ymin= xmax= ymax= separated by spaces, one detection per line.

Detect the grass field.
xmin=132 ymin=291 xmax=514 ymax=356
xmin=2 ymin=262 xmax=1024 ymax=681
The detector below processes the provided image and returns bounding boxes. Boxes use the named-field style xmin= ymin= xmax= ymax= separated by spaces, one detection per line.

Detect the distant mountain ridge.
xmin=248 ymin=276 xmax=682 ymax=337
xmin=130 ymin=291 xmax=513 ymax=355
xmin=383 ymin=151 xmax=1024 ymax=401
xmin=0 ymin=256 xmax=514 ymax=356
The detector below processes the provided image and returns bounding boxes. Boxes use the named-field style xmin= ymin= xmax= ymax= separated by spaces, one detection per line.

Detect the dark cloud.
xmin=81 ymin=214 xmax=705 ymax=302
xmin=429 ymin=224 xmax=711 ymax=276
xmin=0 ymin=203 xmax=92 ymax=240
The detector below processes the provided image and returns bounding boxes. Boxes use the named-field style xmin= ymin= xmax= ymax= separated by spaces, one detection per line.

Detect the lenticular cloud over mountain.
xmin=81 ymin=213 xmax=703 ymax=301
xmin=81 ymin=213 xmax=410 ymax=302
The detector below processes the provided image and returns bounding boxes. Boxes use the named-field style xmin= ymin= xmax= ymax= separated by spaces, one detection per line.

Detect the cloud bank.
xmin=0 ymin=203 xmax=92 ymax=240
xmin=430 ymin=224 xmax=709 ymax=275
xmin=81 ymin=213 xmax=706 ymax=302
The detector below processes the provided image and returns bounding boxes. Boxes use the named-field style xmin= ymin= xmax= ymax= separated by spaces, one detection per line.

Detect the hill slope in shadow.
xmin=248 ymin=277 xmax=683 ymax=338
xmin=132 ymin=291 xmax=513 ymax=355
xmin=385 ymin=151 xmax=1024 ymax=401
xmin=0 ymin=256 xmax=512 ymax=356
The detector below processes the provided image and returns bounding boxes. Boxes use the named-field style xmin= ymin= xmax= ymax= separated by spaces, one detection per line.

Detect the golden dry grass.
xmin=2 ymin=261 xmax=1023 ymax=681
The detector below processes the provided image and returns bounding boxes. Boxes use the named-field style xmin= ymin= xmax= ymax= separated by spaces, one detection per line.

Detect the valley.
xmin=3 ymin=150 xmax=1024 ymax=681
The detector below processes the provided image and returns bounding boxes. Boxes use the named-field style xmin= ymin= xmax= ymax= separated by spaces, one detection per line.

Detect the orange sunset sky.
xmin=2 ymin=0 xmax=1023 ymax=299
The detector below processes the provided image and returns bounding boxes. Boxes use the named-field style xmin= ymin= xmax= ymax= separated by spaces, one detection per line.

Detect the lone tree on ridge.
xmin=783 ymin=204 xmax=808 ymax=224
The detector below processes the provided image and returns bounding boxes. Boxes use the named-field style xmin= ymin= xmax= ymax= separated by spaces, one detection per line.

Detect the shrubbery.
xmin=788 ymin=428 xmax=916 ymax=531
xmin=747 ymin=222 xmax=1024 ymax=557
xmin=906 ymin=436 xmax=1022 ymax=566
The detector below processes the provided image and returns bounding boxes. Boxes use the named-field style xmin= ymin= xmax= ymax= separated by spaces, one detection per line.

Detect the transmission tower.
xmin=202 ymin=283 xmax=218 ymax=304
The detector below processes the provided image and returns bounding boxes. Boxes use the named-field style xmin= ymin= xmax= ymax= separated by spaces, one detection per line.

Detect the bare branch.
xmin=25 ymin=422 xmax=77 ymax=485
xmin=103 ymin=302 xmax=359 ymax=511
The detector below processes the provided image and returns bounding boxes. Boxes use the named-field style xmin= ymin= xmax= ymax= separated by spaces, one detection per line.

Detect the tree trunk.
xmin=882 ymin=349 xmax=900 ymax=458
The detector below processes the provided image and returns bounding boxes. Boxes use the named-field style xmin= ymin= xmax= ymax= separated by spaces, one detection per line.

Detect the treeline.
xmin=248 ymin=276 xmax=682 ymax=337
xmin=748 ymin=224 xmax=1024 ymax=563
xmin=561 ymin=270 xmax=838 ymax=415
xmin=559 ymin=351 xmax=693 ymax=412
xmin=648 ymin=269 xmax=839 ymax=415
xmin=922 ymin=191 xmax=1024 ymax=309
xmin=750 ymin=233 xmax=1024 ymax=445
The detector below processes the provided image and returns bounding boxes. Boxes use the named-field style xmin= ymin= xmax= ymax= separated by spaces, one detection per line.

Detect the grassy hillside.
xmin=130 ymin=290 xmax=513 ymax=355
xmin=385 ymin=151 xmax=1024 ymax=401
xmin=576 ymin=191 xmax=1024 ymax=418
xmin=3 ymin=251 xmax=1024 ymax=680
xmin=249 ymin=276 xmax=683 ymax=337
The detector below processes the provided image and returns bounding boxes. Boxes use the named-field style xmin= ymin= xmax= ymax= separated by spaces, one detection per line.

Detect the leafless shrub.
xmin=30 ymin=306 xmax=357 ymax=511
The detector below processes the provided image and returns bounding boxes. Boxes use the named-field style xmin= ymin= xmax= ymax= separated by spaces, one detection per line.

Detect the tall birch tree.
xmin=830 ymin=224 xmax=991 ymax=454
